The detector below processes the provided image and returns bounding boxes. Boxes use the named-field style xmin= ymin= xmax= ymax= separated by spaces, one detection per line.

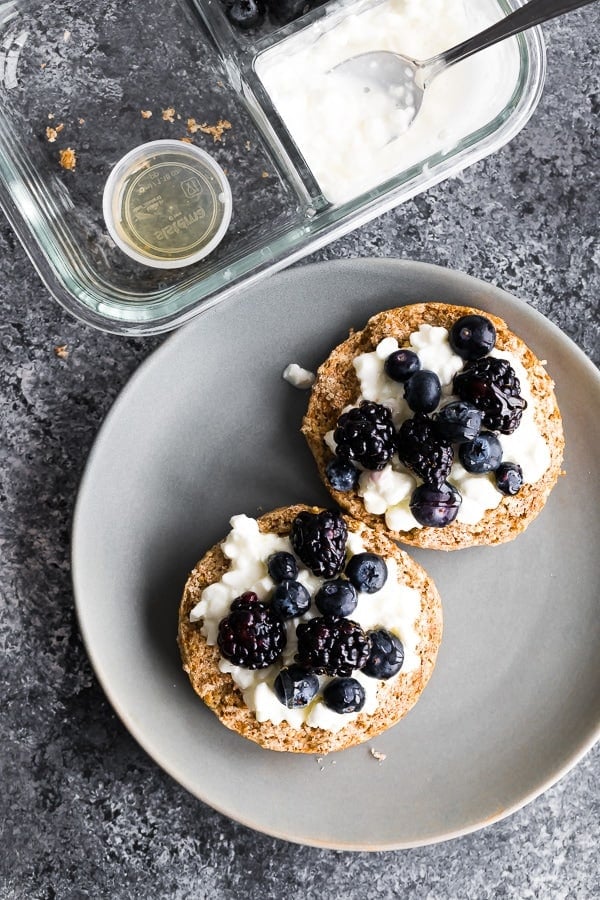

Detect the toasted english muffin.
xmin=178 ymin=504 xmax=442 ymax=753
xmin=302 ymin=303 xmax=564 ymax=551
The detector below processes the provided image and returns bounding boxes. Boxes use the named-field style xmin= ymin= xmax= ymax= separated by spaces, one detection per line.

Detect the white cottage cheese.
xmin=256 ymin=0 xmax=520 ymax=203
xmin=325 ymin=325 xmax=550 ymax=531
xmin=189 ymin=514 xmax=421 ymax=731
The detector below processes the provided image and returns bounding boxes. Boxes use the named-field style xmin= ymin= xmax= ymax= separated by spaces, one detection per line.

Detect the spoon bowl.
xmin=333 ymin=0 xmax=598 ymax=140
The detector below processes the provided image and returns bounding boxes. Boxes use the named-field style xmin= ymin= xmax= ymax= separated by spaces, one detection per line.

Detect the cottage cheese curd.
xmin=256 ymin=0 xmax=520 ymax=203
xmin=324 ymin=325 xmax=551 ymax=532
xmin=189 ymin=514 xmax=422 ymax=731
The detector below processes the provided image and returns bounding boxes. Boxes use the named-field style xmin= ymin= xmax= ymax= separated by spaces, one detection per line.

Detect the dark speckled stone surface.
xmin=1 ymin=4 xmax=599 ymax=898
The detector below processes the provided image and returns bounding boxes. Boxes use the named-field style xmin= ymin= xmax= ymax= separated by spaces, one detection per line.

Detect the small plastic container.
xmin=103 ymin=141 xmax=232 ymax=269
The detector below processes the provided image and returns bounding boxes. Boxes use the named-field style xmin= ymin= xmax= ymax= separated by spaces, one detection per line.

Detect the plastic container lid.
xmin=102 ymin=140 xmax=233 ymax=269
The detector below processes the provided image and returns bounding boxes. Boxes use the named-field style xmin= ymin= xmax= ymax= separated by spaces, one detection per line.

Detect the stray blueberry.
xmin=410 ymin=482 xmax=462 ymax=528
xmin=459 ymin=432 xmax=503 ymax=473
xmin=345 ymin=552 xmax=388 ymax=594
xmin=274 ymin=665 xmax=319 ymax=708
xmin=267 ymin=551 xmax=298 ymax=584
xmin=326 ymin=457 xmax=360 ymax=492
xmin=404 ymin=369 xmax=442 ymax=414
xmin=322 ymin=677 xmax=366 ymax=714
xmin=495 ymin=461 xmax=524 ymax=495
xmin=449 ymin=314 xmax=496 ymax=360
xmin=315 ymin=579 xmax=358 ymax=617
xmin=384 ymin=349 xmax=421 ymax=383
xmin=364 ymin=629 xmax=404 ymax=679
xmin=271 ymin=580 xmax=311 ymax=619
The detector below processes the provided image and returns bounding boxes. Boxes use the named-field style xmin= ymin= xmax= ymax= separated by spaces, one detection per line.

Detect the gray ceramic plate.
xmin=72 ymin=259 xmax=600 ymax=850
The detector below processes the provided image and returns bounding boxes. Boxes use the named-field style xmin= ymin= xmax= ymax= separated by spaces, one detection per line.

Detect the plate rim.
xmin=71 ymin=257 xmax=600 ymax=850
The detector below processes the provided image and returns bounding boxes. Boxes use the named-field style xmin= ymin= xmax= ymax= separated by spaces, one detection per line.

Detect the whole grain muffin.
xmin=302 ymin=303 xmax=564 ymax=551
xmin=178 ymin=504 xmax=442 ymax=754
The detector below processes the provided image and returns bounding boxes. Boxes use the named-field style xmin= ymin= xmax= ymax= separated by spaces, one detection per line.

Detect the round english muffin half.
xmin=178 ymin=504 xmax=442 ymax=754
xmin=302 ymin=303 xmax=564 ymax=551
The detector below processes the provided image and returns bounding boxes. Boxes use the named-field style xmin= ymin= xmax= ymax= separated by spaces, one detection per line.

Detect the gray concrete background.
xmin=1 ymin=4 xmax=599 ymax=898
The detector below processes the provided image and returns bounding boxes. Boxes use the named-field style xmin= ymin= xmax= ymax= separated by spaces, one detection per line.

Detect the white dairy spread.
xmin=325 ymin=325 xmax=551 ymax=532
xmin=282 ymin=363 xmax=316 ymax=389
xmin=256 ymin=0 xmax=520 ymax=203
xmin=189 ymin=514 xmax=421 ymax=731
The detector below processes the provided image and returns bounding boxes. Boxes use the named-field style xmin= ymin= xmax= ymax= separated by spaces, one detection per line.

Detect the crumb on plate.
xmin=45 ymin=123 xmax=64 ymax=142
xmin=54 ymin=344 xmax=69 ymax=359
xmin=162 ymin=107 xmax=176 ymax=123
xmin=141 ymin=109 xmax=152 ymax=119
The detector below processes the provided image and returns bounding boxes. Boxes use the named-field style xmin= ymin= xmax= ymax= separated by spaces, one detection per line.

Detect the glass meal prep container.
xmin=0 ymin=0 xmax=545 ymax=334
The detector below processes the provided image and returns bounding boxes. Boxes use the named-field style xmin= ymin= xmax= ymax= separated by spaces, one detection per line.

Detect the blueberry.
xmin=364 ymin=629 xmax=404 ymax=679
xmin=326 ymin=457 xmax=359 ymax=492
xmin=227 ymin=0 xmax=265 ymax=29
xmin=410 ymin=482 xmax=461 ymax=527
xmin=322 ymin=677 xmax=366 ymax=714
xmin=495 ymin=461 xmax=524 ymax=495
xmin=459 ymin=432 xmax=503 ymax=473
xmin=315 ymin=579 xmax=358 ymax=617
xmin=435 ymin=401 xmax=483 ymax=442
xmin=449 ymin=314 xmax=496 ymax=360
xmin=271 ymin=580 xmax=311 ymax=619
xmin=345 ymin=552 xmax=388 ymax=594
xmin=267 ymin=0 xmax=310 ymax=25
xmin=267 ymin=551 xmax=298 ymax=583
xmin=384 ymin=349 xmax=421 ymax=383
xmin=404 ymin=370 xmax=441 ymax=413
xmin=273 ymin=665 xmax=319 ymax=708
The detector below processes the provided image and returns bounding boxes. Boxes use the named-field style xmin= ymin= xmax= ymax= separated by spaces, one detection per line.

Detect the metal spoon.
xmin=333 ymin=0 xmax=598 ymax=136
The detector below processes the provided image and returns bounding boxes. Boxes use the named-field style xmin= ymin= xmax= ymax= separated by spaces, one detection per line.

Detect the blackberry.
xmin=217 ymin=592 xmax=286 ymax=669
xmin=396 ymin=414 xmax=453 ymax=487
xmin=453 ymin=357 xmax=527 ymax=434
xmin=333 ymin=401 xmax=396 ymax=471
xmin=295 ymin=616 xmax=370 ymax=676
xmin=290 ymin=509 xmax=348 ymax=578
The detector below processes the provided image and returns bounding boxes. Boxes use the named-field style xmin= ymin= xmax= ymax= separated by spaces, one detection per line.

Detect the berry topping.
xmin=290 ymin=510 xmax=348 ymax=578
xmin=315 ymin=579 xmax=358 ymax=617
xmin=334 ymin=401 xmax=396 ymax=471
xmin=273 ymin=665 xmax=319 ymax=709
xmin=453 ymin=356 xmax=527 ymax=434
xmin=404 ymin=369 xmax=442 ymax=414
xmin=434 ymin=400 xmax=483 ymax=443
xmin=296 ymin=616 xmax=370 ymax=676
xmin=326 ymin=458 xmax=360 ymax=492
xmin=267 ymin=551 xmax=298 ymax=584
xmin=271 ymin=580 xmax=311 ymax=619
xmin=449 ymin=314 xmax=496 ymax=360
xmin=410 ymin=482 xmax=462 ymax=528
xmin=384 ymin=348 xmax=421 ymax=383
xmin=495 ymin=461 xmax=524 ymax=495
xmin=364 ymin=629 xmax=404 ymax=679
xmin=322 ymin=677 xmax=366 ymax=714
xmin=459 ymin=431 xmax=503 ymax=473
xmin=396 ymin=414 xmax=453 ymax=487
xmin=345 ymin=552 xmax=388 ymax=594
xmin=227 ymin=0 xmax=265 ymax=30
xmin=217 ymin=592 xmax=286 ymax=669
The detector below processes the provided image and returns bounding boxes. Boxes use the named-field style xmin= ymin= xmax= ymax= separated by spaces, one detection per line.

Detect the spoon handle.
xmin=426 ymin=0 xmax=598 ymax=79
